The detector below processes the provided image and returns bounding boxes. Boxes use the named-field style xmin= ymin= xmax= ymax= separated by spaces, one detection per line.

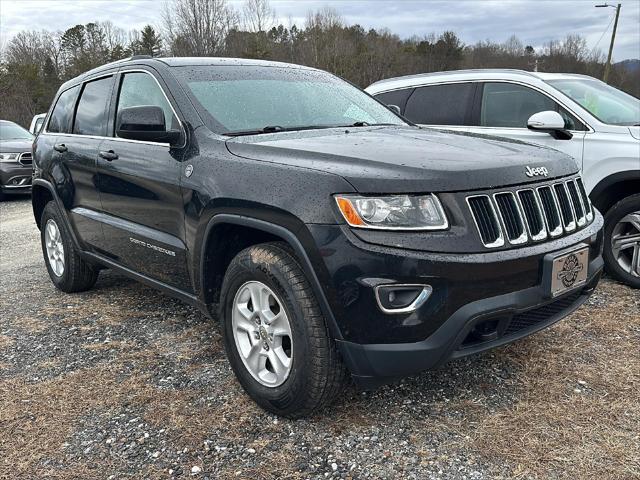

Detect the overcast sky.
xmin=1 ymin=0 xmax=638 ymax=61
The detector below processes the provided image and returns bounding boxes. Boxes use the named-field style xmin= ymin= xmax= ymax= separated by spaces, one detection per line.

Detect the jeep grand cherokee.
xmin=32 ymin=56 xmax=604 ymax=417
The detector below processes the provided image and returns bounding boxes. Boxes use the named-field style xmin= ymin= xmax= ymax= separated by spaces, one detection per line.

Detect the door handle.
xmin=99 ymin=150 xmax=119 ymax=161
xmin=53 ymin=143 xmax=67 ymax=153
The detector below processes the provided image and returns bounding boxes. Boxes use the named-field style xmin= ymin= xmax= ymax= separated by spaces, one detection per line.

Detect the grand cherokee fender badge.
xmin=525 ymin=166 xmax=549 ymax=177
xmin=185 ymin=165 xmax=194 ymax=178
xmin=557 ymin=253 xmax=584 ymax=287
xmin=129 ymin=238 xmax=176 ymax=257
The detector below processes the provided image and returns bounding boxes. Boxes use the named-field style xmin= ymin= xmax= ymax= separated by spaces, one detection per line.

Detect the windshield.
xmin=0 ymin=121 xmax=33 ymax=140
xmin=547 ymin=78 xmax=640 ymax=126
xmin=172 ymin=65 xmax=405 ymax=134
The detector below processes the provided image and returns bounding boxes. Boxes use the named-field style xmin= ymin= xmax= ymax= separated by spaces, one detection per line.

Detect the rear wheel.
xmin=40 ymin=201 xmax=99 ymax=292
xmin=220 ymin=242 xmax=347 ymax=418
xmin=603 ymin=194 xmax=640 ymax=288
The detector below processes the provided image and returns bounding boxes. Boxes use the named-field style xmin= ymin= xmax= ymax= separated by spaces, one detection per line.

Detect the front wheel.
xmin=603 ymin=194 xmax=640 ymax=288
xmin=220 ymin=242 xmax=347 ymax=418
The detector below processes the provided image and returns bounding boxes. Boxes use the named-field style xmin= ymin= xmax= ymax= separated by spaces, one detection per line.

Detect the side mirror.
xmin=116 ymin=106 xmax=180 ymax=144
xmin=387 ymin=104 xmax=401 ymax=115
xmin=527 ymin=111 xmax=573 ymax=140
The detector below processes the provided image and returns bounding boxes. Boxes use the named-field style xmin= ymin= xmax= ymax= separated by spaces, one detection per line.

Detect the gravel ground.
xmin=1 ymin=196 xmax=638 ymax=480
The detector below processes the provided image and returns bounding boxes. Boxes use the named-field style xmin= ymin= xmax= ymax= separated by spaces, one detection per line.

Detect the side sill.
xmin=82 ymin=251 xmax=210 ymax=316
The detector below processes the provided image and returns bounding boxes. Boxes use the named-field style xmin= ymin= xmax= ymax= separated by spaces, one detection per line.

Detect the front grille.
xmin=467 ymin=196 xmax=503 ymax=247
xmin=494 ymin=192 xmax=526 ymax=244
xmin=576 ymin=178 xmax=593 ymax=221
xmin=537 ymin=186 xmax=562 ymax=236
xmin=554 ymin=183 xmax=576 ymax=231
xmin=517 ymin=189 xmax=546 ymax=241
xmin=467 ymin=177 xmax=592 ymax=248
xmin=18 ymin=152 xmax=32 ymax=166
xmin=566 ymin=180 xmax=586 ymax=226
xmin=504 ymin=291 xmax=582 ymax=335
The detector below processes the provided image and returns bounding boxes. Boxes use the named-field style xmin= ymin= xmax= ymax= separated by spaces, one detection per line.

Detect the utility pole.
xmin=596 ymin=3 xmax=622 ymax=83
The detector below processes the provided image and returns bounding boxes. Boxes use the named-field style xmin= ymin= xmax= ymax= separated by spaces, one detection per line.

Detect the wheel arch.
xmin=198 ymin=213 xmax=343 ymax=341
xmin=590 ymin=171 xmax=640 ymax=215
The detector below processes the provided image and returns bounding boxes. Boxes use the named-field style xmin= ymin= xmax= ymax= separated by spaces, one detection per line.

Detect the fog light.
xmin=374 ymin=284 xmax=432 ymax=314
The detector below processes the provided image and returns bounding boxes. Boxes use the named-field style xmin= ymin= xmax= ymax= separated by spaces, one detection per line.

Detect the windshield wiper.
xmin=225 ymin=125 xmax=336 ymax=137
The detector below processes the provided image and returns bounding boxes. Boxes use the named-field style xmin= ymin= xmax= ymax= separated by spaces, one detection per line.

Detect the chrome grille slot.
xmin=517 ymin=189 xmax=547 ymax=241
xmin=494 ymin=192 xmax=526 ymax=244
xmin=18 ymin=152 xmax=33 ymax=166
xmin=566 ymin=180 xmax=586 ymax=226
xmin=467 ymin=196 xmax=504 ymax=248
xmin=537 ymin=186 xmax=563 ymax=237
xmin=575 ymin=178 xmax=593 ymax=221
xmin=553 ymin=183 xmax=576 ymax=231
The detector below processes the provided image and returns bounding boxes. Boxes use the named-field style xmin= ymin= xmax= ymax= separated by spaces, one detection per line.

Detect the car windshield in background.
xmin=172 ymin=66 xmax=405 ymax=135
xmin=547 ymin=79 xmax=640 ymax=126
xmin=0 ymin=121 xmax=34 ymax=140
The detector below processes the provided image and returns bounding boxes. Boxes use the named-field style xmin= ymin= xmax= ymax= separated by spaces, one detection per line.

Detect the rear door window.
xmin=73 ymin=76 xmax=115 ymax=136
xmin=47 ymin=86 xmax=80 ymax=134
xmin=404 ymin=83 xmax=475 ymax=125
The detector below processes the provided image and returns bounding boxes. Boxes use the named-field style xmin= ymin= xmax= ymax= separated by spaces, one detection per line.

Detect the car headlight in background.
xmin=0 ymin=153 xmax=20 ymax=163
xmin=335 ymin=194 xmax=448 ymax=230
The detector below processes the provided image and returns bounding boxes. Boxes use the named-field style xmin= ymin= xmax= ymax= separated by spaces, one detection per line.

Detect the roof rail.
xmin=130 ymin=55 xmax=154 ymax=60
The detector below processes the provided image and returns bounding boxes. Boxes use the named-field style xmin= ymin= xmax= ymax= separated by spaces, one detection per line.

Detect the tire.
xmin=220 ymin=242 xmax=347 ymax=418
xmin=40 ymin=201 xmax=99 ymax=293
xmin=603 ymin=194 xmax=640 ymax=288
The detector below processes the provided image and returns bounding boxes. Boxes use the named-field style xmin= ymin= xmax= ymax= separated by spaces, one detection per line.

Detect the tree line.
xmin=1 ymin=0 xmax=637 ymax=128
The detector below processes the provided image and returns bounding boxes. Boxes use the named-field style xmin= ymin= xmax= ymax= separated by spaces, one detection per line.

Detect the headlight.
xmin=0 ymin=153 xmax=20 ymax=163
xmin=335 ymin=194 xmax=448 ymax=230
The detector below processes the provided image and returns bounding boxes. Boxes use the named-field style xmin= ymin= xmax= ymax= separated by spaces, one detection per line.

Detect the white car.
xmin=366 ymin=70 xmax=640 ymax=288
xmin=29 ymin=113 xmax=46 ymax=135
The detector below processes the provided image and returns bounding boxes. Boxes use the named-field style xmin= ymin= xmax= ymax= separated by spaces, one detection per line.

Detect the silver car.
xmin=367 ymin=70 xmax=640 ymax=287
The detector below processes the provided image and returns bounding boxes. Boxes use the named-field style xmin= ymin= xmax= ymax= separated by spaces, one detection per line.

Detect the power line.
xmin=590 ymin=12 xmax=615 ymax=57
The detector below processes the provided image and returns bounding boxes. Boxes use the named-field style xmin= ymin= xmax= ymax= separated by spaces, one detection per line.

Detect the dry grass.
xmin=0 ymin=334 xmax=14 ymax=349
xmin=470 ymin=281 xmax=640 ymax=479
xmin=0 ymin=364 xmax=157 ymax=479
xmin=1 ymin=279 xmax=637 ymax=479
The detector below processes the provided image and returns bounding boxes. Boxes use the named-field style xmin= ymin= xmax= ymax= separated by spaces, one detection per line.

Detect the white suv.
xmin=367 ymin=70 xmax=640 ymax=288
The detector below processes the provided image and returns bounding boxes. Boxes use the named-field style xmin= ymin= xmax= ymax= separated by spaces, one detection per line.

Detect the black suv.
xmin=32 ymin=57 xmax=604 ymax=417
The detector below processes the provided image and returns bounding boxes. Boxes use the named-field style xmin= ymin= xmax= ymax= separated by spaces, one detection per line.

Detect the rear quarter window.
xmin=47 ymin=86 xmax=80 ymax=134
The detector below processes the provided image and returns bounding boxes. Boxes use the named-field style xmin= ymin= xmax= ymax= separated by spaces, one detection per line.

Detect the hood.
xmin=225 ymin=126 xmax=578 ymax=193
xmin=0 ymin=139 xmax=33 ymax=154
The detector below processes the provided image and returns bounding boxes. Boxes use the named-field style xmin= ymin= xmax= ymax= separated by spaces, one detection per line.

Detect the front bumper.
xmin=307 ymin=211 xmax=604 ymax=385
xmin=0 ymin=162 xmax=32 ymax=194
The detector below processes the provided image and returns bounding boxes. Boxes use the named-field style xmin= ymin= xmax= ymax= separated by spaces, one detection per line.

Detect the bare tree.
xmin=243 ymin=0 xmax=276 ymax=33
xmin=162 ymin=0 xmax=238 ymax=56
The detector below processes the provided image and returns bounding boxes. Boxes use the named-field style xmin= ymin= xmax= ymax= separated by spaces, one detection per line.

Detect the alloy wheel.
xmin=611 ymin=211 xmax=640 ymax=278
xmin=232 ymin=281 xmax=293 ymax=387
xmin=44 ymin=219 xmax=65 ymax=277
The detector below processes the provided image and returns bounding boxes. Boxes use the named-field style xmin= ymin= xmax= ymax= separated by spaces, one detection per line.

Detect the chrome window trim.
xmin=492 ymin=192 xmax=528 ymax=245
xmin=466 ymin=194 xmax=505 ymax=248
xmin=535 ymin=186 xmax=564 ymax=237
xmin=42 ymin=68 xmax=186 ymax=149
xmin=515 ymin=188 xmax=548 ymax=242
xmin=373 ymin=79 xmax=593 ymax=133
